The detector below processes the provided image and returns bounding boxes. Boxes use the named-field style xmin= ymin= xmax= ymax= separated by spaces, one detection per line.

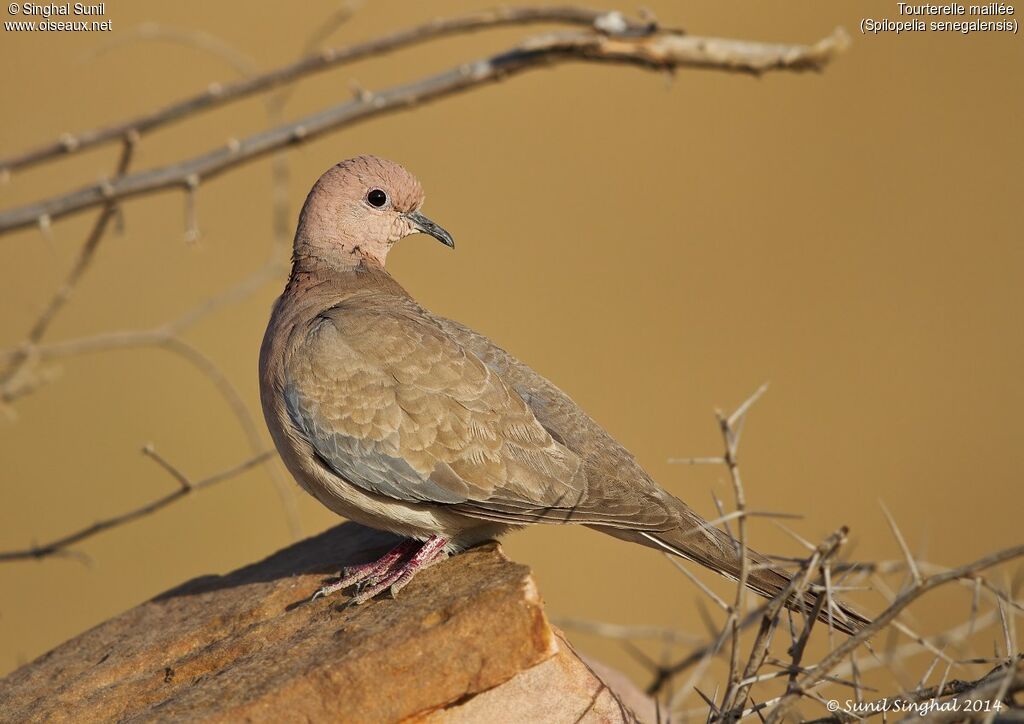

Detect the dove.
xmin=259 ymin=156 xmax=868 ymax=632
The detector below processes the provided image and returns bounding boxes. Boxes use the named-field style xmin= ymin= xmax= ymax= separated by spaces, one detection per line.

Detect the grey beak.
xmin=405 ymin=210 xmax=454 ymax=249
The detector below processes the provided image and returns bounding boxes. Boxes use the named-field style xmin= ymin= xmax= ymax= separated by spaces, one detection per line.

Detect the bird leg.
xmin=347 ymin=535 xmax=449 ymax=605
xmin=310 ymin=535 xmax=448 ymax=604
xmin=311 ymin=538 xmax=419 ymax=601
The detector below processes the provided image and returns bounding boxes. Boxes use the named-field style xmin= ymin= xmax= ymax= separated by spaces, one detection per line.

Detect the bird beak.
xmin=405 ymin=210 xmax=454 ymax=249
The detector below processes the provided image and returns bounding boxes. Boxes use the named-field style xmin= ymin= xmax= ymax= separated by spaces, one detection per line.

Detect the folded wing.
xmin=285 ymin=294 xmax=670 ymax=525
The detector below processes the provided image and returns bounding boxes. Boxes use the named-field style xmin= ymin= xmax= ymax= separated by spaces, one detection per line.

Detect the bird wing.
xmin=433 ymin=316 xmax=679 ymax=530
xmin=284 ymin=293 xmax=651 ymax=524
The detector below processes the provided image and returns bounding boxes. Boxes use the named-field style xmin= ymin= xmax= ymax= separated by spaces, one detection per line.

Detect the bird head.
xmin=294 ymin=155 xmax=453 ymax=267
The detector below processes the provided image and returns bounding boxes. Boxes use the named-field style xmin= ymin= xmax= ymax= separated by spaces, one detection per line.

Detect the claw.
xmin=310 ymin=580 xmax=345 ymax=601
xmin=309 ymin=537 xmax=426 ymax=603
xmin=310 ymin=535 xmax=450 ymax=605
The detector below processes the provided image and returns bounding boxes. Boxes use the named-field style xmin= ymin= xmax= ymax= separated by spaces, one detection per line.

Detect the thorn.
xmin=638 ymin=7 xmax=659 ymax=27
xmin=711 ymin=489 xmax=735 ymax=542
xmin=350 ymin=81 xmax=373 ymax=103
xmin=997 ymin=595 xmax=1012 ymax=660
xmin=727 ymin=382 xmax=769 ymax=430
xmin=594 ymin=11 xmax=629 ymax=35
xmin=667 ymin=456 xmax=725 ymax=465
xmin=774 ymin=521 xmax=815 ymax=552
xmin=879 ymin=500 xmax=921 ymax=586
xmin=98 ymin=177 xmax=116 ymax=199
xmin=664 ymin=553 xmax=730 ymax=612
xmin=58 ymin=132 xmax=79 ymax=152
xmin=37 ymin=214 xmax=54 ymax=244
xmin=969 ymin=575 xmax=982 ymax=637
xmin=183 ymin=175 xmax=200 ymax=244
xmin=113 ymin=204 xmax=125 ymax=235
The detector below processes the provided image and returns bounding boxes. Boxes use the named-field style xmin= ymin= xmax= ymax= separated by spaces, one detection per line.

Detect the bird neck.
xmin=284 ymin=249 xmax=409 ymax=304
xmin=291 ymin=235 xmax=387 ymax=271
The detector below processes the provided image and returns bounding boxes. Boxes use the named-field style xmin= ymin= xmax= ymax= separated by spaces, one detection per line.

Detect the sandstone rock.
xmin=0 ymin=523 xmax=649 ymax=722
xmin=429 ymin=630 xmax=653 ymax=723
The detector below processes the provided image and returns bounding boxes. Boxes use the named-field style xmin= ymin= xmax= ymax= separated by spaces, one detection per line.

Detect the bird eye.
xmin=367 ymin=189 xmax=388 ymax=208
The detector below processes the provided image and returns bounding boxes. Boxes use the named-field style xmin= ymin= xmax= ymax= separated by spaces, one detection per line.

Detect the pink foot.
xmin=311 ymin=536 xmax=448 ymax=604
xmin=311 ymin=539 xmax=418 ymax=601
xmin=349 ymin=535 xmax=449 ymax=604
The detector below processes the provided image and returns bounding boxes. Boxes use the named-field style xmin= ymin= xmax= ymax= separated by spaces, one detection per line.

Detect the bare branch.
xmin=726 ymin=531 xmax=850 ymax=718
xmin=85 ymin=22 xmax=261 ymax=73
xmin=0 ymin=271 xmax=303 ymax=537
xmin=0 ymin=24 xmax=849 ymax=235
xmin=717 ymin=387 xmax=764 ymax=716
xmin=648 ymin=528 xmax=849 ymax=698
xmin=653 ymin=392 xmax=1021 ymax=723
xmin=141 ymin=443 xmax=193 ymax=492
xmin=657 ymin=394 xmax=1019 ymax=723
xmin=0 ymin=6 xmax=657 ymax=174
xmin=804 ymin=656 xmax=1024 ymax=724
xmin=832 ymin=609 xmax=999 ymax=680
xmin=669 ymin=456 xmax=728 ymax=465
xmin=666 ymin=554 xmax=732 ymax=613
xmin=763 ymin=544 xmax=1024 ymax=723
xmin=0 ymin=449 xmax=275 ymax=562
xmin=0 ymin=135 xmax=135 ymax=409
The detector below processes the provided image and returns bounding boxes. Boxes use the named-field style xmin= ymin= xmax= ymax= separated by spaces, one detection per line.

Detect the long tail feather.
xmin=598 ymin=510 xmax=870 ymax=636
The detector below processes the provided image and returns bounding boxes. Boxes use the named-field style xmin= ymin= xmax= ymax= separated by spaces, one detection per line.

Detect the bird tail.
xmin=600 ymin=506 xmax=870 ymax=636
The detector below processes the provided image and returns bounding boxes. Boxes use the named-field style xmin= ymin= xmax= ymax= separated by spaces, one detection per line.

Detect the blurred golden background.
xmin=1 ymin=0 xmax=1021 ymax=700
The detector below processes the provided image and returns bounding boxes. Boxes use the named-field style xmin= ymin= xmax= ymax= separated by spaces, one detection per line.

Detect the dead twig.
xmin=717 ymin=384 xmax=769 ymax=717
xmin=803 ymin=655 xmax=1024 ymax=724
xmin=0 ymin=24 xmax=850 ymax=235
xmin=0 ymin=135 xmax=135 ymax=409
xmin=0 ymin=6 xmax=657 ymax=174
xmin=0 ymin=19 xmax=305 ymax=536
xmin=0 ymin=449 xmax=275 ymax=562
xmin=595 ymin=391 xmax=1019 ymax=722
xmin=649 ymin=528 xmax=850 ymax=698
xmin=763 ymin=545 xmax=1024 ymax=723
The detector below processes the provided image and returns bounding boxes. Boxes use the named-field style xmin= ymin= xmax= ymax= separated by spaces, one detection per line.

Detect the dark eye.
xmin=367 ymin=189 xmax=388 ymax=208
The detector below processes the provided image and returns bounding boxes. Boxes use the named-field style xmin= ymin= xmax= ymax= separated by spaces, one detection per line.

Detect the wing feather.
xmin=284 ymin=294 xmax=587 ymax=512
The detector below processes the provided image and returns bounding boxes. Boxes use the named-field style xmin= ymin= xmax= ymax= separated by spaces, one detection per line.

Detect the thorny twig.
xmin=763 ymin=545 xmax=1024 ymax=723
xmin=718 ymin=384 xmax=768 ymax=717
xmin=804 ymin=656 xmax=1024 ymax=724
xmin=639 ymin=393 xmax=1023 ymax=721
xmin=642 ymin=537 xmax=1022 ymax=722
